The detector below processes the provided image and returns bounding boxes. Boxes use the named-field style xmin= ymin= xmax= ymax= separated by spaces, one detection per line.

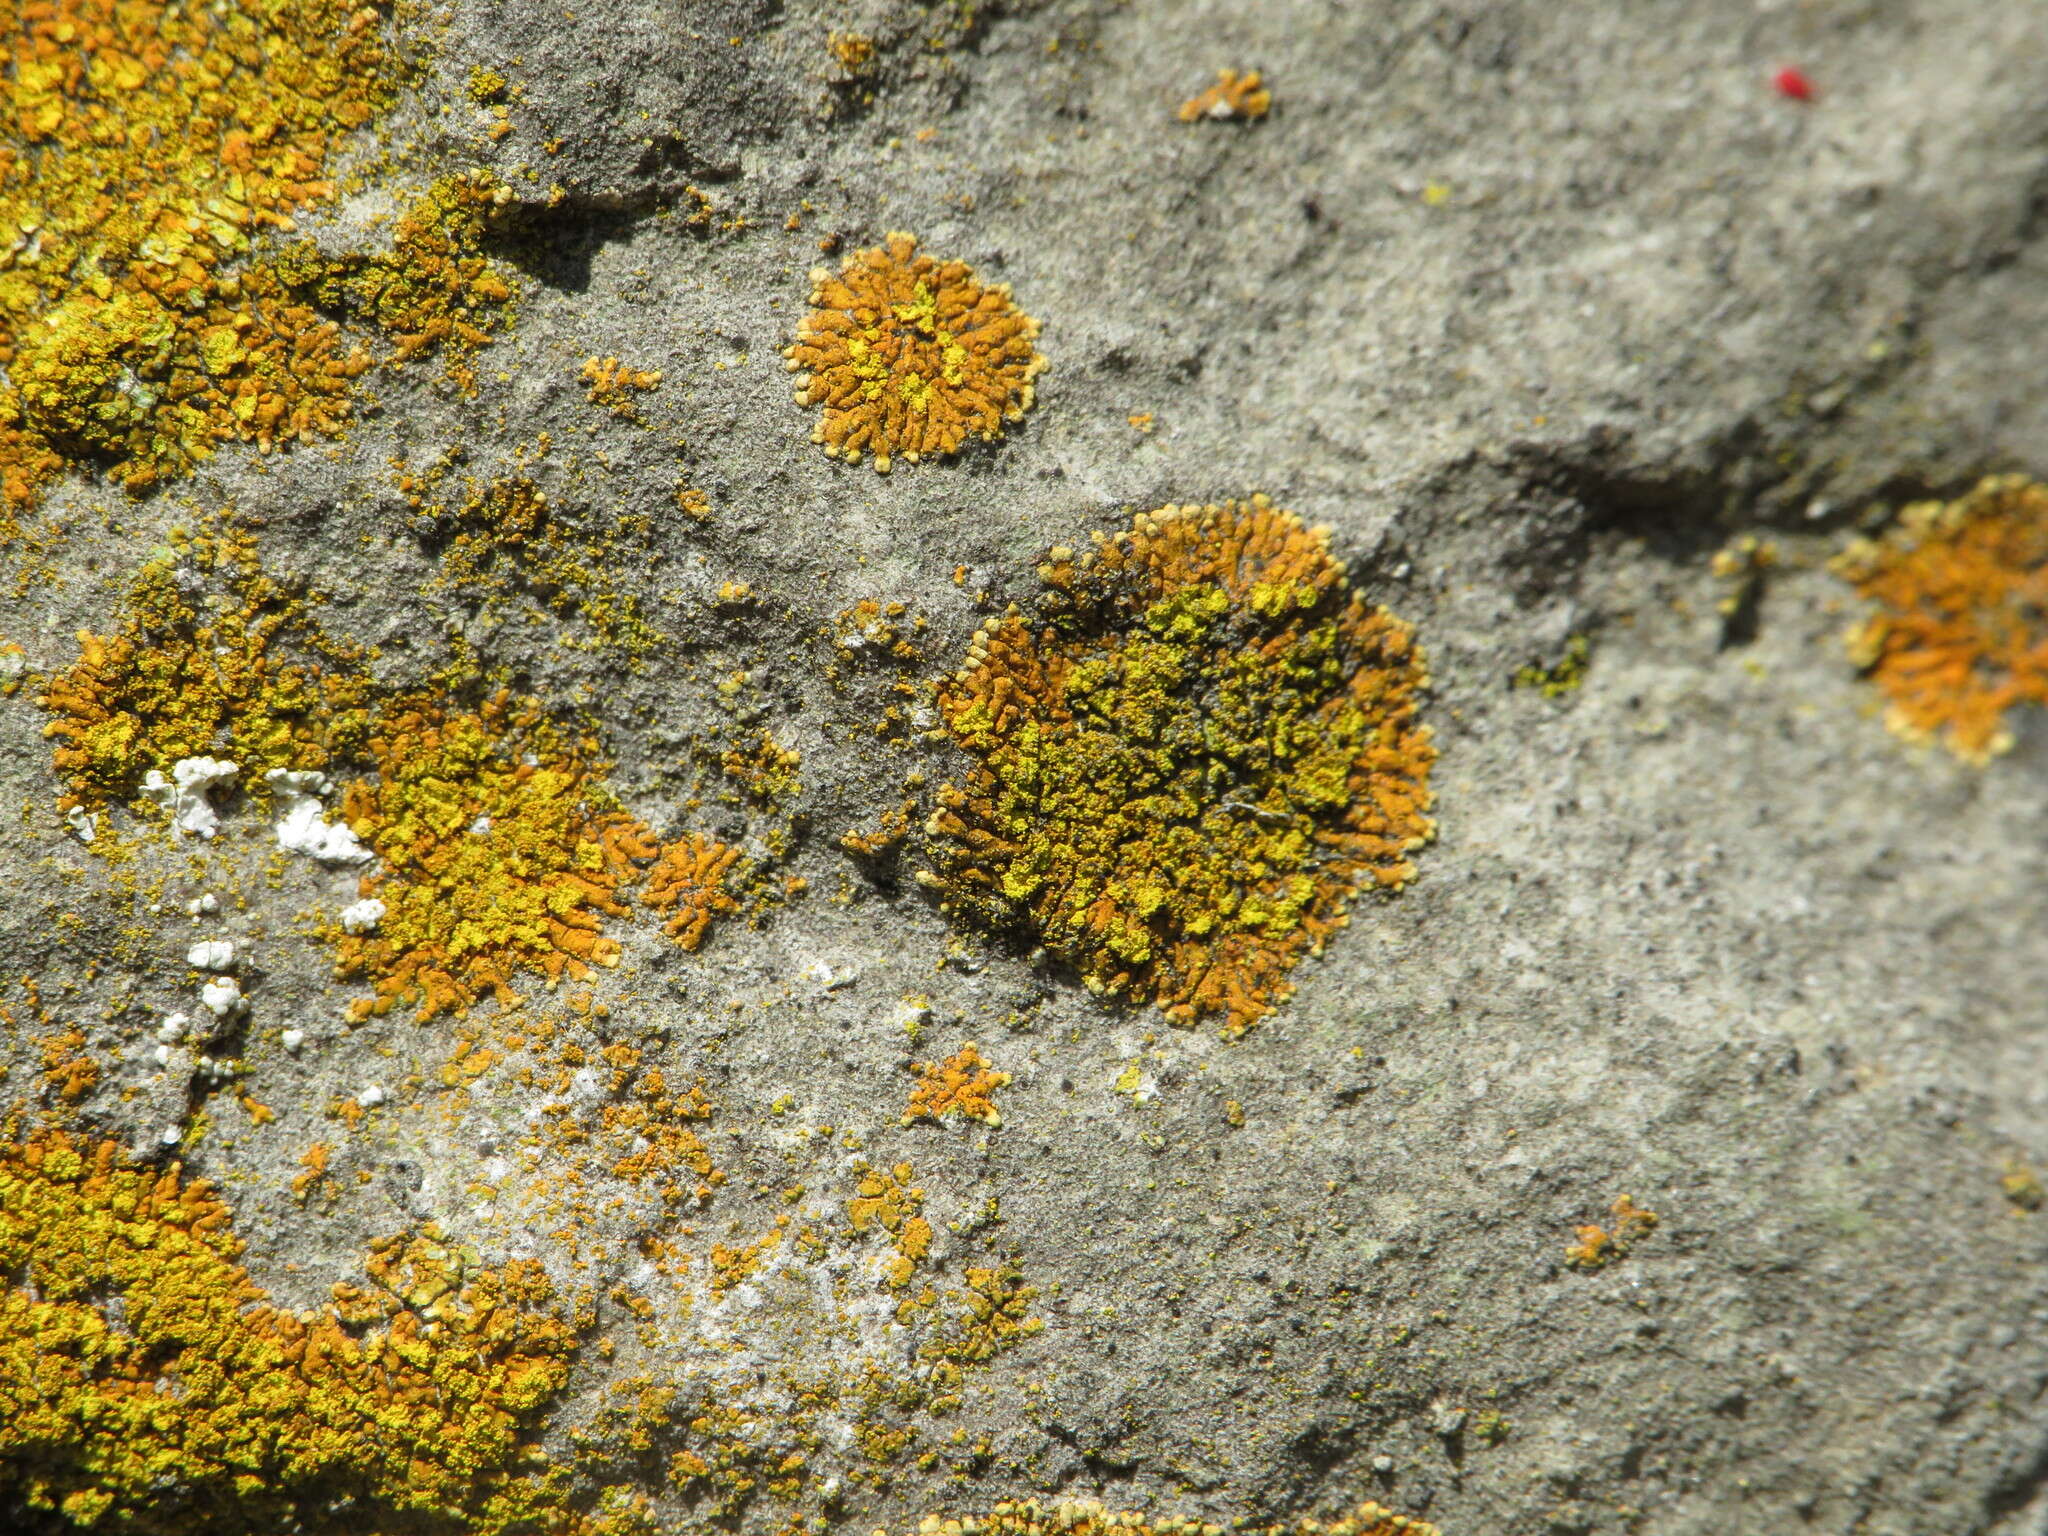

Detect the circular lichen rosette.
xmin=921 ymin=495 xmax=1436 ymax=1036
xmin=783 ymin=231 xmax=1044 ymax=472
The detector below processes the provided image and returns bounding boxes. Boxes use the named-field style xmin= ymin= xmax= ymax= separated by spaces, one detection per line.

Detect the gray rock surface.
xmin=2 ymin=1 xmax=2044 ymax=1533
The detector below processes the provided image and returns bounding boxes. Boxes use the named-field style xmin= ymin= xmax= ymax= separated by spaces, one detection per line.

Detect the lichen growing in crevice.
xmin=1832 ymin=473 xmax=2048 ymax=763
xmin=923 ymin=496 xmax=1435 ymax=1036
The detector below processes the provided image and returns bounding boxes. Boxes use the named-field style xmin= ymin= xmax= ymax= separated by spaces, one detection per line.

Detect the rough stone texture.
xmin=2 ymin=1 xmax=2045 ymax=1534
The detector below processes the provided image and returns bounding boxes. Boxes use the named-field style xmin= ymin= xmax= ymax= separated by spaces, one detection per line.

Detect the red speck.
xmin=1773 ymin=66 xmax=1816 ymax=102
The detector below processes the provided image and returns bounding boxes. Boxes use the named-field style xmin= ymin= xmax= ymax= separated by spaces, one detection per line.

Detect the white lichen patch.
xmin=266 ymin=768 xmax=371 ymax=864
xmin=140 ymin=756 xmax=240 ymax=838
xmin=339 ymin=897 xmax=386 ymax=934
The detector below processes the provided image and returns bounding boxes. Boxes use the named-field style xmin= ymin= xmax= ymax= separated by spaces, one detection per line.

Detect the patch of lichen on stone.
xmin=332 ymin=690 xmax=658 ymax=1020
xmin=1510 ymin=632 xmax=1590 ymax=697
xmin=916 ymin=1499 xmax=1440 ymax=1536
xmin=0 ymin=1123 xmax=587 ymax=1535
xmin=0 ymin=0 xmax=394 ymax=507
xmin=903 ymin=1044 xmax=1010 ymax=1126
xmin=414 ymin=470 xmax=667 ymax=666
xmin=580 ymin=355 xmax=662 ymax=420
xmin=923 ymin=495 xmax=1435 ymax=1036
xmin=1177 ymin=68 xmax=1272 ymax=123
xmin=1564 ymin=1193 xmax=1659 ymax=1271
xmin=39 ymin=522 xmax=373 ymax=814
xmin=277 ymin=171 xmax=517 ymax=394
xmin=784 ymin=231 xmax=1043 ymax=472
xmin=1832 ymin=474 xmax=2048 ymax=763
xmin=640 ymin=833 xmax=742 ymax=951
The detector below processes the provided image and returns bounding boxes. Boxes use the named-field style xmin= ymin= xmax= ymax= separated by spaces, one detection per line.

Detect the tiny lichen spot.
xmin=923 ymin=496 xmax=1435 ymax=1037
xmin=784 ymin=232 xmax=1044 ymax=472
xmin=1831 ymin=474 xmax=2048 ymax=763
xmin=1177 ymin=68 xmax=1272 ymax=123
xmin=581 ymin=355 xmax=663 ymax=419
xmin=903 ymin=1045 xmax=1011 ymax=1126
xmin=1564 ymin=1194 xmax=1659 ymax=1270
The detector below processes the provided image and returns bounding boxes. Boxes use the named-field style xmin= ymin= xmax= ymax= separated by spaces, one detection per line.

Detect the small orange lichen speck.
xmin=784 ymin=232 xmax=1044 ymax=472
xmin=903 ymin=1045 xmax=1011 ymax=1126
xmin=923 ymin=496 xmax=1435 ymax=1037
xmin=1177 ymin=68 xmax=1272 ymax=123
xmin=1564 ymin=1193 xmax=1659 ymax=1270
xmin=1832 ymin=474 xmax=2048 ymax=763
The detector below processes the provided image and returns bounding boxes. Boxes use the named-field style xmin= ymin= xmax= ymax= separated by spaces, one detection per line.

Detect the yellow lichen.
xmin=1832 ymin=474 xmax=2048 ymax=763
xmin=1511 ymin=633 xmax=1591 ymax=697
xmin=0 ymin=1125 xmax=582 ymax=1534
xmin=1564 ymin=1193 xmax=1659 ymax=1270
xmin=281 ymin=171 xmax=516 ymax=394
xmin=903 ymin=1045 xmax=1011 ymax=1126
xmin=580 ymin=355 xmax=662 ymax=418
xmin=0 ymin=0 xmax=393 ymax=508
xmin=639 ymin=833 xmax=742 ymax=951
xmin=923 ymin=496 xmax=1435 ymax=1037
xmin=39 ymin=525 xmax=372 ymax=814
xmin=784 ymin=232 xmax=1044 ymax=472
xmin=847 ymin=1159 xmax=932 ymax=1290
xmin=1177 ymin=68 xmax=1272 ymax=123
xmin=332 ymin=691 xmax=657 ymax=1020
xmin=884 ymin=1498 xmax=1440 ymax=1536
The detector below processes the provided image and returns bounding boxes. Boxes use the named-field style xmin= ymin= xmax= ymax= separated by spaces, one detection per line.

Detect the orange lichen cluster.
xmin=903 ymin=1045 xmax=1011 ymax=1126
xmin=784 ymin=232 xmax=1044 ymax=472
xmin=39 ymin=526 xmax=371 ymax=813
xmin=580 ymin=355 xmax=663 ymax=418
xmin=1177 ymin=68 xmax=1271 ymax=122
xmin=0 ymin=0 xmax=392 ymax=508
xmin=847 ymin=1159 xmax=933 ymax=1289
xmin=0 ymin=1125 xmax=582 ymax=1534
xmin=1564 ymin=1194 xmax=1659 ymax=1270
xmin=599 ymin=1059 xmax=721 ymax=1207
xmin=332 ymin=691 xmax=657 ymax=1020
xmin=640 ymin=833 xmax=742 ymax=951
xmin=924 ymin=1500 xmax=1439 ymax=1536
xmin=1832 ymin=474 xmax=2048 ymax=763
xmin=924 ymin=496 xmax=1436 ymax=1036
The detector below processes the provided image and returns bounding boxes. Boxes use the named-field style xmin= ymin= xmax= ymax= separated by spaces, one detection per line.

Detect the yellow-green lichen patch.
xmin=38 ymin=523 xmax=372 ymax=814
xmin=332 ymin=690 xmax=658 ymax=1020
xmin=1510 ymin=632 xmax=1591 ymax=697
xmin=280 ymin=172 xmax=517 ymax=394
xmin=784 ymin=232 xmax=1044 ymax=472
xmin=412 ymin=469 xmax=668 ymax=666
xmin=0 ymin=1124 xmax=584 ymax=1535
xmin=1832 ymin=474 xmax=2048 ymax=763
xmin=923 ymin=495 xmax=1435 ymax=1037
xmin=899 ymin=1499 xmax=1439 ymax=1536
xmin=0 ymin=0 xmax=394 ymax=509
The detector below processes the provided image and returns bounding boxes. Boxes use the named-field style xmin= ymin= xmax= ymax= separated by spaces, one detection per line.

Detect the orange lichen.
xmin=35 ymin=1026 xmax=97 ymax=1104
xmin=332 ymin=691 xmax=657 ymax=1020
xmin=1564 ymin=1194 xmax=1659 ymax=1270
xmin=1832 ymin=474 xmax=2048 ymax=763
xmin=903 ymin=1045 xmax=1011 ymax=1127
xmin=847 ymin=1160 xmax=932 ymax=1290
xmin=0 ymin=1125 xmax=583 ymax=1534
xmin=39 ymin=526 xmax=372 ymax=813
xmin=1177 ymin=68 xmax=1271 ymax=123
xmin=931 ymin=1500 xmax=1439 ymax=1536
xmin=0 ymin=0 xmax=392 ymax=508
xmin=639 ymin=833 xmax=742 ymax=951
xmin=923 ymin=496 xmax=1435 ymax=1036
xmin=784 ymin=232 xmax=1044 ymax=472
xmin=580 ymin=355 xmax=663 ymax=418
